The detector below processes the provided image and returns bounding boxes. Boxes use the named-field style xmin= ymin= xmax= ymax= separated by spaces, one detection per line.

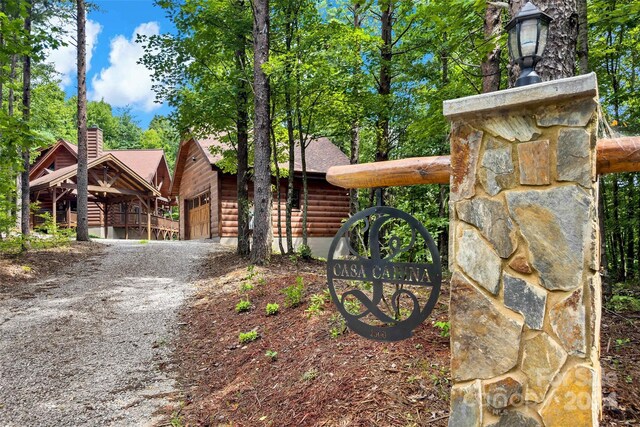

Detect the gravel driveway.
xmin=0 ymin=239 xmax=222 ymax=427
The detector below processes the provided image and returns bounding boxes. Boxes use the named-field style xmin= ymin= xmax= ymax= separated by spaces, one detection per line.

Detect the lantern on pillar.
xmin=506 ymin=1 xmax=553 ymax=87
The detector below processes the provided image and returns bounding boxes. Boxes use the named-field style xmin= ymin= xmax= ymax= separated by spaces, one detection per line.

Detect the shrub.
xmin=434 ymin=320 xmax=450 ymax=337
xmin=607 ymin=295 xmax=640 ymax=312
xmin=240 ymin=282 xmax=254 ymax=292
xmin=282 ymin=276 xmax=305 ymax=307
xmin=265 ymin=303 xmax=279 ymax=316
xmin=305 ymin=292 xmax=328 ymax=318
xmin=265 ymin=350 xmax=278 ymax=361
xmin=235 ymin=300 xmax=251 ymax=313
xmin=238 ymin=330 xmax=259 ymax=343
xmin=297 ymin=244 xmax=313 ymax=260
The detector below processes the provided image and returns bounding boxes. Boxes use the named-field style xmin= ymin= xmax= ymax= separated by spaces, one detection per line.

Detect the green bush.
xmin=238 ymin=330 xmax=259 ymax=343
xmin=282 ymin=276 xmax=305 ymax=307
xmin=265 ymin=303 xmax=279 ymax=316
xmin=607 ymin=295 xmax=640 ymax=312
xmin=434 ymin=320 xmax=450 ymax=337
xmin=297 ymin=244 xmax=313 ymax=260
xmin=235 ymin=299 xmax=251 ymax=313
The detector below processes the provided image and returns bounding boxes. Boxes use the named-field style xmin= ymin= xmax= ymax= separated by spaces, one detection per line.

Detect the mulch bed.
xmin=169 ymin=253 xmax=451 ymax=427
xmin=170 ymin=252 xmax=640 ymax=427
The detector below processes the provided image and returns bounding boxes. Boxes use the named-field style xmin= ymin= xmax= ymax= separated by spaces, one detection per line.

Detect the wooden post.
xmin=147 ymin=199 xmax=151 ymax=241
xmin=124 ymin=202 xmax=129 ymax=239
xmin=66 ymin=201 xmax=71 ymax=228
xmin=52 ymin=187 xmax=57 ymax=232
xmin=104 ymin=201 xmax=109 ymax=239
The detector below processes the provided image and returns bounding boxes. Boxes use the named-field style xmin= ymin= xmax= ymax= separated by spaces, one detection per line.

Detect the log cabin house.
xmin=29 ymin=126 xmax=179 ymax=240
xmin=170 ymin=135 xmax=351 ymax=257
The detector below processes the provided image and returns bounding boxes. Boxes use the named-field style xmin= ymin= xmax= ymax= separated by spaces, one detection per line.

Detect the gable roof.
xmin=29 ymin=139 xmax=172 ymax=197
xmin=30 ymin=153 xmax=161 ymax=198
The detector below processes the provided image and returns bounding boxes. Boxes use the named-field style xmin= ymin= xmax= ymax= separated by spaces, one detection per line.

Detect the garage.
xmin=187 ymin=192 xmax=210 ymax=239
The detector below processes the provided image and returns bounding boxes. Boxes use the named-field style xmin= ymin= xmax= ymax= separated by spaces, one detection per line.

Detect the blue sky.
xmin=46 ymin=0 xmax=176 ymax=128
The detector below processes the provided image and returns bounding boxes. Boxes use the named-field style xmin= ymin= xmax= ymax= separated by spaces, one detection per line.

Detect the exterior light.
xmin=505 ymin=1 xmax=552 ymax=87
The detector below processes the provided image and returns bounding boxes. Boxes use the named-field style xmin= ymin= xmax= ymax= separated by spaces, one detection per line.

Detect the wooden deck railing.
xmin=111 ymin=212 xmax=179 ymax=232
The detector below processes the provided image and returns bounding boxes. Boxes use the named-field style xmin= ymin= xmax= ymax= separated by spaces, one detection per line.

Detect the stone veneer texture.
xmin=444 ymin=74 xmax=601 ymax=427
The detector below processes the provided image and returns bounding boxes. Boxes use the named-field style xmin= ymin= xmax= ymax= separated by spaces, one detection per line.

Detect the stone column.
xmin=443 ymin=73 xmax=601 ymax=427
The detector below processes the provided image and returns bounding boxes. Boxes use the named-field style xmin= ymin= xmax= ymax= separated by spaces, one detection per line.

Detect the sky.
xmin=45 ymin=0 xmax=176 ymax=129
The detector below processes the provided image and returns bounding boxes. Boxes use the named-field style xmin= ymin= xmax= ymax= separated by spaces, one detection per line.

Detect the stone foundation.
xmin=443 ymin=74 xmax=601 ymax=426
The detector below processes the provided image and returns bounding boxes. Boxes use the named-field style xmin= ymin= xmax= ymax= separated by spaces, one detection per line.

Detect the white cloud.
xmin=45 ymin=17 xmax=102 ymax=88
xmin=89 ymin=22 xmax=161 ymax=112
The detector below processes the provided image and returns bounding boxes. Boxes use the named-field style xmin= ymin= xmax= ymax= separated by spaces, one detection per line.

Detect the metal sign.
xmin=327 ymin=199 xmax=442 ymax=342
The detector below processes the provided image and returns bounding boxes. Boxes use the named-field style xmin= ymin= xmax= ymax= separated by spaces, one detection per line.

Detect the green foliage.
xmin=607 ymin=295 xmax=640 ymax=313
xmin=296 ymin=244 xmax=313 ymax=260
xmin=282 ymin=276 xmax=305 ymax=307
xmin=305 ymin=291 xmax=329 ymax=318
xmin=235 ymin=299 xmax=252 ymax=313
xmin=239 ymin=282 xmax=254 ymax=292
xmin=265 ymin=303 xmax=280 ymax=316
xmin=434 ymin=321 xmax=451 ymax=338
xmin=238 ymin=330 xmax=259 ymax=344
xmin=265 ymin=350 xmax=278 ymax=361
xmin=301 ymin=368 xmax=318 ymax=382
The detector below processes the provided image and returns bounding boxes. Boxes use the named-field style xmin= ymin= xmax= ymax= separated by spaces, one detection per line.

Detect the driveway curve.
xmin=0 ymin=239 xmax=221 ymax=427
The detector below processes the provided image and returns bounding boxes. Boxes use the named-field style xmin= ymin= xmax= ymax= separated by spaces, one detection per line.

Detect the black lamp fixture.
xmin=506 ymin=1 xmax=553 ymax=87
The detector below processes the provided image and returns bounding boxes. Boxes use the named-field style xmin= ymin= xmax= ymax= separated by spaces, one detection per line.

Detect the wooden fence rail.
xmin=327 ymin=137 xmax=640 ymax=189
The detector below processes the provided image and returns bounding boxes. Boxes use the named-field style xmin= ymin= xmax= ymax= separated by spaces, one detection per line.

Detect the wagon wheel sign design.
xmin=327 ymin=202 xmax=442 ymax=342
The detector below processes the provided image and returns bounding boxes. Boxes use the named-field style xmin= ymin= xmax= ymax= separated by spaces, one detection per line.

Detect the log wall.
xmin=219 ymin=174 xmax=350 ymax=238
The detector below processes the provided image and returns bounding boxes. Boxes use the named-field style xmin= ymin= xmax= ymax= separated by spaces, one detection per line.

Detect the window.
xmin=292 ymin=189 xmax=300 ymax=210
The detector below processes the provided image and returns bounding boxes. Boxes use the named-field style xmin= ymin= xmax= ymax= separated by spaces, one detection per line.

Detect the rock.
xmin=480 ymin=147 xmax=516 ymax=196
xmin=449 ymin=381 xmax=482 ymax=427
xmin=450 ymin=272 xmax=523 ymax=381
xmin=456 ymin=198 xmax=517 ymax=259
xmin=540 ymin=365 xmax=598 ymax=427
xmin=557 ymin=128 xmax=593 ymax=188
xmin=483 ymin=377 xmax=523 ymax=415
xmin=505 ymin=186 xmax=592 ymax=291
xmin=487 ymin=411 xmax=541 ymax=427
xmin=536 ymin=98 xmax=596 ymax=128
xmin=481 ymin=115 xmax=541 ymax=142
xmin=549 ymin=288 xmax=587 ymax=357
xmin=517 ymin=140 xmax=550 ymax=185
xmin=508 ymin=255 xmax=532 ymax=274
xmin=521 ymin=332 xmax=567 ymax=403
xmin=456 ymin=228 xmax=502 ymax=295
xmin=451 ymin=124 xmax=482 ymax=202
xmin=503 ymin=273 xmax=546 ymax=330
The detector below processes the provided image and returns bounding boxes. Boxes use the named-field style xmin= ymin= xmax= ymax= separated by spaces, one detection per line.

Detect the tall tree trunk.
xmin=250 ymin=0 xmax=272 ymax=264
xmin=76 ymin=0 xmax=89 ymax=241
xmin=576 ymin=0 xmax=589 ymax=74
xmin=235 ymin=20 xmax=250 ymax=257
xmin=625 ymin=176 xmax=635 ymax=280
xmin=284 ymin=8 xmax=295 ymax=254
xmin=376 ymin=0 xmax=392 ymax=164
xmin=508 ymin=0 xmax=578 ymax=84
xmin=270 ymin=94 xmax=285 ymax=255
xmin=482 ymin=2 xmax=503 ymax=93
xmin=296 ymin=94 xmax=308 ymax=250
xmin=599 ymin=178 xmax=610 ymax=301
xmin=349 ymin=2 xmax=362 ymax=223
xmin=20 ymin=0 xmax=32 ymax=239
xmin=612 ymin=178 xmax=625 ymax=281
xmin=9 ymin=52 xmax=20 ymax=230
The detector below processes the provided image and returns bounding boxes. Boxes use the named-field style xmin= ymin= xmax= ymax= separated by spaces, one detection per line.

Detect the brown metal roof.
xmin=194 ymin=135 xmax=349 ymax=173
xmin=106 ymin=149 xmax=164 ymax=183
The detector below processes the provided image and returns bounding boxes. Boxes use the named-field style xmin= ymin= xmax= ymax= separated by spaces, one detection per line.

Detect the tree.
xmin=250 ymin=0 xmax=272 ymax=264
xmin=76 ymin=0 xmax=89 ymax=241
xmin=508 ymin=0 xmax=578 ymax=83
xmin=19 ymin=0 xmax=32 ymax=239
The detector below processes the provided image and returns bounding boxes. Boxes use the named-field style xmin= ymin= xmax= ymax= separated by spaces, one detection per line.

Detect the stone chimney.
xmin=87 ymin=125 xmax=104 ymax=159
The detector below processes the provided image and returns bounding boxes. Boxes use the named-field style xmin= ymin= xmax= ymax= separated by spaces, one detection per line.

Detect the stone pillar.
xmin=443 ymin=73 xmax=601 ymax=427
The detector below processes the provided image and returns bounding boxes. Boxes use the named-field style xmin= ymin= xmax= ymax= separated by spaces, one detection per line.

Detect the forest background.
xmin=1 ymin=0 xmax=639 ymax=291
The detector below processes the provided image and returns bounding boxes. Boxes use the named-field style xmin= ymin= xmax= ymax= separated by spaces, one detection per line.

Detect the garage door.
xmin=188 ymin=193 xmax=210 ymax=239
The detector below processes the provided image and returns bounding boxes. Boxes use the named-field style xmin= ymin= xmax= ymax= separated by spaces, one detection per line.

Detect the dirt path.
xmin=0 ymin=239 xmax=222 ymax=427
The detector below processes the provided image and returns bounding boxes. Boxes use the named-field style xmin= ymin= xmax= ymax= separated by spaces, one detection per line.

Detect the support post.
xmin=444 ymin=74 xmax=601 ymax=426
xmin=52 ymin=187 xmax=57 ymax=232
xmin=104 ymin=201 xmax=109 ymax=239
xmin=124 ymin=202 xmax=129 ymax=239
xmin=147 ymin=198 xmax=151 ymax=241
